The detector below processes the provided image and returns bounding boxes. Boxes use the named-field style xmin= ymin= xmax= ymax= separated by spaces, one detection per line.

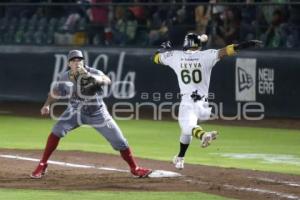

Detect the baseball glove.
xmin=234 ymin=40 xmax=263 ymax=50
xmin=79 ymin=75 xmax=101 ymax=96
xmin=69 ymin=66 xmax=100 ymax=96
xmin=152 ymin=41 xmax=172 ymax=63
xmin=161 ymin=41 xmax=172 ymax=49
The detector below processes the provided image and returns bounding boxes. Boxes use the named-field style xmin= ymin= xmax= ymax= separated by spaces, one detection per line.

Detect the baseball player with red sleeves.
xmin=153 ymin=33 xmax=262 ymax=169
xmin=31 ymin=50 xmax=152 ymax=178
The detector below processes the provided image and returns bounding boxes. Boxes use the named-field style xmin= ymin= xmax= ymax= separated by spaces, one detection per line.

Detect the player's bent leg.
xmin=93 ymin=119 xmax=152 ymax=178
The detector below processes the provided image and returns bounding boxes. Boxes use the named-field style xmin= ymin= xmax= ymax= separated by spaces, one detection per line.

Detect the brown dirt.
xmin=0 ymin=149 xmax=300 ymax=200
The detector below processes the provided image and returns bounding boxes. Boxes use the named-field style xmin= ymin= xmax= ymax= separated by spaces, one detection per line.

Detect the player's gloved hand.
xmin=79 ymin=75 xmax=101 ymax=96
xmin=155 ymin=41 xmax=172 ymax=56
xmin=226 ymin=40 xmax=263 ymax=56
xmin=161 ymin=41 xmax=172 ymax=49
xmin=234 ymin=40 xmax=263 ymax=50
xmin=153 ymin=40 xmax=172 ymax=64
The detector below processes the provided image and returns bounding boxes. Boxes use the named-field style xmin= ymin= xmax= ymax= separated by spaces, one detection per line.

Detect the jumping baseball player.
xmin=153 ymin=33 xmax=262 ymax=169
xmin=31 ymin=50 xmax=152 ymax=178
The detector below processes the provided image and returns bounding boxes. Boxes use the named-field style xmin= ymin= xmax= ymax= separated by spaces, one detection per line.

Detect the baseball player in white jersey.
xmin=153 ymin=33 xmax=262 ymax=169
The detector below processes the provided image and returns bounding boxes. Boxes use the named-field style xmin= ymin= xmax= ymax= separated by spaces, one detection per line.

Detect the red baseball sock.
xmin=40 ymin=133 xmax=60 ymax=164
xmin=120 ymin=147 xmax=137 ymax=170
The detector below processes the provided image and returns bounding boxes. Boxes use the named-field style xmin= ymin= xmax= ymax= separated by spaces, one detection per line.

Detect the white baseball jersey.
xmin=159 ymin=49 xmax=220 ymax=97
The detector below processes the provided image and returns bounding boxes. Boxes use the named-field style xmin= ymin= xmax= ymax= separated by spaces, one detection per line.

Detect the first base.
xmin=148 ymin=170 xmax=182 ymax=178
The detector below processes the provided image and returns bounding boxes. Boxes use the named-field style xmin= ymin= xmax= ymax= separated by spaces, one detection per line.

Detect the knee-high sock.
xmin=192 ymin=127 xmax=205 ymax=140
xmin=120 ymin=147 xmax=137 ymax=170
xmin=40 ymin=133 xmax=60 ymax=163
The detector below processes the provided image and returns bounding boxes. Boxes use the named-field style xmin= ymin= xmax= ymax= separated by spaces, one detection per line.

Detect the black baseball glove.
xmin=69 ymin=66 xmax=101 ymax=96
xmin=79 ymin=75 xmax=101 ymax=96
xmin=234 ymin=40 xmax=263 ymax=50
xmin=157 ymin=41 xmax=172 ymax=53
xmin=161 ymin=41 xmax=172 ymax=49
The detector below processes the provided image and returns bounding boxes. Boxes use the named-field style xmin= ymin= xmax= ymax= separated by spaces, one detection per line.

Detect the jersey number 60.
xmin=181 ymin=69 xmax=202 ymax=84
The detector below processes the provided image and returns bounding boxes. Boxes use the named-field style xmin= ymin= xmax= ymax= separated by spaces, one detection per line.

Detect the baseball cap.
xmin=68 ymin=50 xmax=84 ymax=61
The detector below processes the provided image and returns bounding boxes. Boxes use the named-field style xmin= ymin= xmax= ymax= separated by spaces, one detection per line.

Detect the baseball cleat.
xmin=131 ymin=167 xmax=152 ymax=178
xmin=30 ymin=162 xmax=48 ymax=179
xmin=201 ymin=131 xmax=218 ymax=148
xmin=173 ymin=156 xmax=184 ymax=169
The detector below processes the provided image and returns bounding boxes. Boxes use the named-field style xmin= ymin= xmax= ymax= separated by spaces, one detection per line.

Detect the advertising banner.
xmin=0 ymin=47 xmax=299 ymax=118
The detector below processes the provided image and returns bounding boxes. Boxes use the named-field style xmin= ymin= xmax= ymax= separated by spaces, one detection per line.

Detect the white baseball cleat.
xmin=201 ymin=131 xmax=218 ymax=148
xmin=173 ymin=156 xmax=184 ymax=169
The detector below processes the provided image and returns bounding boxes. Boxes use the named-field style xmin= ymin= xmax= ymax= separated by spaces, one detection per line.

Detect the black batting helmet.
xmin=183 ymin=33 xmax=201 ymax=50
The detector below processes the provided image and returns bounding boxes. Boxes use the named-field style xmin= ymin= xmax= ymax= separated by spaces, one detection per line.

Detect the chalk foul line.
xmin=0 ymin=154 xmax=181 ymax=178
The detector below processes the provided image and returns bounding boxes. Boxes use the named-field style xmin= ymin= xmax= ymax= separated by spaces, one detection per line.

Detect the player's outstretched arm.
xmin=218 ymin=40 xmax=263 ymax=59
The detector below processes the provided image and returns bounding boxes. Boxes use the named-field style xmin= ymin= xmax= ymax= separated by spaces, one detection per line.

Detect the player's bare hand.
xmin=40 ymin=106 xmax=50 ymax=116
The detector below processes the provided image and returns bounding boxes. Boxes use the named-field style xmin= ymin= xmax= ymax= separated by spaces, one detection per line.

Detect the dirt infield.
xmin=0 ymin=149 xmax=300 ymax=200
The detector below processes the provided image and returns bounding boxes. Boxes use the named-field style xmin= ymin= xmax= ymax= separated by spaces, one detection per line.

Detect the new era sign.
xmin=237 ymin=67 xmax=253 ymax=91
xmin=235 ymin=58 xmax=256 ymax=101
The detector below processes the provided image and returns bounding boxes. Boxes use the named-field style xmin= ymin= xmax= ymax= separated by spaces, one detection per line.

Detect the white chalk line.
xmin=0 ymin=154 xmax=129 ymax=173
xmin=214 ymin=153 xmax=300 ymax=166
xmin=0 ymin=154 xmax=182 ymax=178
xmin=185 ymin=178 xmax=300 ymax=200
xmin=223 ymin=184 xmax=300 ymax=200
xmin=248 ymin=176 xmax=300 ymax=187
